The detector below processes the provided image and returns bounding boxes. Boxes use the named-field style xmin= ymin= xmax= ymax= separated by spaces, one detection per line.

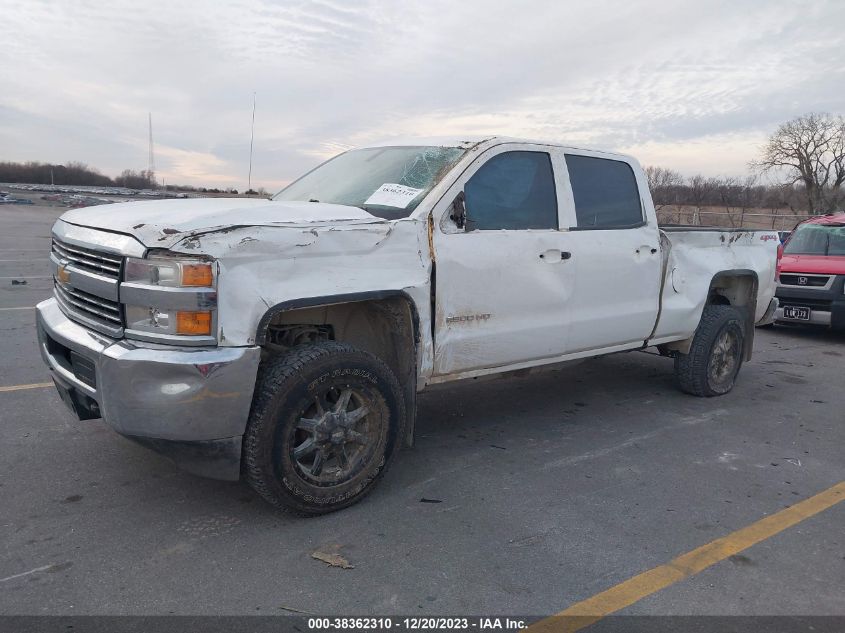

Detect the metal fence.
xmin=656 ymin=208 xmax=816 ymax=231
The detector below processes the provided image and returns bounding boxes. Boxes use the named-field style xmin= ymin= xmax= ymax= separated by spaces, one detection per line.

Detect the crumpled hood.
xmin=59 ymin=197 xmax=381 ymax=248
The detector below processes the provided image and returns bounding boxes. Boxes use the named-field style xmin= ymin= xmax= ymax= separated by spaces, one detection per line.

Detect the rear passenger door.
xmin=559 ymin=152 xmax=662 ymax=352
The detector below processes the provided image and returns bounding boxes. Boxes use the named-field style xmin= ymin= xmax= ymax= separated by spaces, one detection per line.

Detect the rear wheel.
xmin=243 ymin=342 xmax=404 ymax=515
xmin=674 ymin=305 xmax=745 ymax=397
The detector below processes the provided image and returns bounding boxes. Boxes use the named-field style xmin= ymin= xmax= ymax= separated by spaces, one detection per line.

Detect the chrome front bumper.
xmin=36 ymin=298 xmax=261 ymax=480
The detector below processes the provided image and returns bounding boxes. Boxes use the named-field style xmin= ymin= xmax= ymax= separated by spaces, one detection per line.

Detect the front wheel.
xmin=674 ymin=305 xmax=746 ymax=397
xmin=243 ymin=342 xmax=405 ymax=515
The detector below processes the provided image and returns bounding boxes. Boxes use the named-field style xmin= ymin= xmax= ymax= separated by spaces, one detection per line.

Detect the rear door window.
xmin=565 ymin=154 xmax=643 ymax=229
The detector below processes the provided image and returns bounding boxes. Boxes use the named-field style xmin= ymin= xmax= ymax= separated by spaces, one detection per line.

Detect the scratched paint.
xmin=169 ymin=218 xmax=432 ymax=349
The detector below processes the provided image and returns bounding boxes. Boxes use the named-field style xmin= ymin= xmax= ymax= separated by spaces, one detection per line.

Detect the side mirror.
xmin=449 ymin=192 xmax=466 ymax=230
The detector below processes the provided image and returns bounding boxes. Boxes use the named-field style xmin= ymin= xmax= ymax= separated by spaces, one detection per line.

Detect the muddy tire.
xmin=243 ymin=342 xmax=404 ymax=515
xmin=674 ymin=305 xmax=746 ymax=397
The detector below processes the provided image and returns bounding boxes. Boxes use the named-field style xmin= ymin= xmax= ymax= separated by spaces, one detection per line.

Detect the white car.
xmin=37 ymin=136 xmax=779 ymax=513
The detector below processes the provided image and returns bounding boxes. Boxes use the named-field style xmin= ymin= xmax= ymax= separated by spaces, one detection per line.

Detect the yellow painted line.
xmin=529 ymin=481 xmax=845 ymax=633
xmin=0 ymin=382 xmax=53 ymax=393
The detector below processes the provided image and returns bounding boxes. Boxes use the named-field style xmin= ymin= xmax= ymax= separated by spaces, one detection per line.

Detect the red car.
xmin=775 ymin=212 xmax=845 ymax=329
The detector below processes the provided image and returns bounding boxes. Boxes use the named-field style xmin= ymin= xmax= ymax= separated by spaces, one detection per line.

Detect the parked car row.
xmin=3 ymin=183 xmax=189 ymax=198
xmin=0 ymin=191 xmax=34 ymax=205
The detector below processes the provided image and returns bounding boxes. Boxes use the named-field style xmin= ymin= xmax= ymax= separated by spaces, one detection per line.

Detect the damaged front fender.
xmin=165 ymin=219 xmax=432 ymax=351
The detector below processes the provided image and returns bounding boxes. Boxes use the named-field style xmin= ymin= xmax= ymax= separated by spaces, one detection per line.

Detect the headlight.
xmin=125 ymin=257 xmax=213 ymax=287
xmin=123 ymin=256 xmax=216 ymax=341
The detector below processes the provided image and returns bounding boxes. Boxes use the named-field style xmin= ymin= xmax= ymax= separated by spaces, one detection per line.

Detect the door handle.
xmin=539 ymin=250 xmax=572 ymax=261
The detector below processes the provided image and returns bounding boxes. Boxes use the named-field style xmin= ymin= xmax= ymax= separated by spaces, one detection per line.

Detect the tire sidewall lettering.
xmin=307 ymin=368 xmax=378 ymax=394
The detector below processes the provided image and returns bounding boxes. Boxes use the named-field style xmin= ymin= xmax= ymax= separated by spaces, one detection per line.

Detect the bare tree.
xmin=686 ymin=174 xmax=720 ymax=225
xmin=715 ymin=176 xmax=740 ymax=227
xmin=115 ymin=169 xmax=158 ymax=189
xmin=737 ymin=174 xmax=758 ymax=227
xmin=753 ymin=112 xmax=845 ymax=214
xmin=644 ymin=166 xmax=684 ymax=211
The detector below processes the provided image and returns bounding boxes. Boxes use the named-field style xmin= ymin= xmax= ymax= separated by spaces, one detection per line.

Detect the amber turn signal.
xmin=175 ymin=311 xmax=212 ymax=335
xmin=180 ymin=263 xmax=214 ymax=287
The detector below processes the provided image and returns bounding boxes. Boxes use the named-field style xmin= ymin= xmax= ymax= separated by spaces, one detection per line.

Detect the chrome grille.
xmin=54 ymin=281 xmax=123 ymax=330
xmin=52 ymin=238 xmax=122 ymax=280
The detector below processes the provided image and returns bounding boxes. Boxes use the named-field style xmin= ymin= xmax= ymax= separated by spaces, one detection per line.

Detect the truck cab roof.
xmin=361 ymin=135 xmax=636 ymax=162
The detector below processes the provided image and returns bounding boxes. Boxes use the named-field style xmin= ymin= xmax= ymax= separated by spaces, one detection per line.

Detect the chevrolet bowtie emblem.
xmin=57 ymin=264 xmax=71 ymax=284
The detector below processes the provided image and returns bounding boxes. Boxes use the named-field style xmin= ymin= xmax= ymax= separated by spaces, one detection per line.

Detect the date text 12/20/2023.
xmin=307 ymin=617 xmax=528 ymax=630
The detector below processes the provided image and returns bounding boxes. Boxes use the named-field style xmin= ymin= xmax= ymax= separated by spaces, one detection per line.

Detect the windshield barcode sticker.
xmin=364 ymin=183 xmax=424 ymax=208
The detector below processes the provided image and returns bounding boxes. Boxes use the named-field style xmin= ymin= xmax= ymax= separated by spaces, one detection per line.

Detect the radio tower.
xmin=147 ymin=112 xmax=156 ymax=188
xmin=248 ymin=93 xmax=256 ymax=194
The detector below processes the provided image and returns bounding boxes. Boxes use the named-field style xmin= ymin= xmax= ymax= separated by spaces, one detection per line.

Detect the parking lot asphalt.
xmin=1 ymin=198 xmax=843 ymax=618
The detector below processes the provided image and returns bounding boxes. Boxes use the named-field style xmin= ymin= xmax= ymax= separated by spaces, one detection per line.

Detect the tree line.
xmin=0 ymin=161 xmax=160 ymax=189
xmin=0 ymin=161 xmax=243 ymax=193
xmin=645 ymin=167 xmax=805 ymax=214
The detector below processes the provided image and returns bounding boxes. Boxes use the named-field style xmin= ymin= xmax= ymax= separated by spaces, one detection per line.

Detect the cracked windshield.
xmin=273 ymin=146 xmax=467 ymax=219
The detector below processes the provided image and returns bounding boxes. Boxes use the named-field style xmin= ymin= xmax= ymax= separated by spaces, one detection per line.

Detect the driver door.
xmin=431 ymin=144 xmax=574 ymax=376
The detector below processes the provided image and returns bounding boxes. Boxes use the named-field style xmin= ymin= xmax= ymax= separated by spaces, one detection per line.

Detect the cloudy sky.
xmin=2 ymin=0 xmax=844 ymax=190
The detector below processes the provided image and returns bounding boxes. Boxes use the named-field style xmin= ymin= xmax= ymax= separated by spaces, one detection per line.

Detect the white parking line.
xmin=0 ymin=306 xmax=35 ymax=311
xmin=0 ymin=565 xmax=55 ymax=583
xmin=0 ymin=275 xmax=51 ymax=279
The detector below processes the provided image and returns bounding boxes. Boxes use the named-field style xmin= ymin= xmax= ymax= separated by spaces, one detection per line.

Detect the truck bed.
xmin=650 ymin=226 xmax=779 ymax=344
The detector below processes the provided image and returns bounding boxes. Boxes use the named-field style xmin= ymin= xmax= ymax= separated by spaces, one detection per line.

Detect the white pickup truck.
xmin=36 ymin=136 xmax=779 ymax=514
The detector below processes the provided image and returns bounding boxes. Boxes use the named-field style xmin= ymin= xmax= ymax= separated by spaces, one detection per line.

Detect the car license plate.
xmin=783 ymin=306 xmax=811 ymax=320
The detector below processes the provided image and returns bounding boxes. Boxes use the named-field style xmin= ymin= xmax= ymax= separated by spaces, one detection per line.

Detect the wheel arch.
xmin=660 ymin=269 xmax=759 ymax=360
xmin=255 ymin=290 xmax=421 ymax=447
xmin=707 ymin=269 xmax=758 ymax=361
